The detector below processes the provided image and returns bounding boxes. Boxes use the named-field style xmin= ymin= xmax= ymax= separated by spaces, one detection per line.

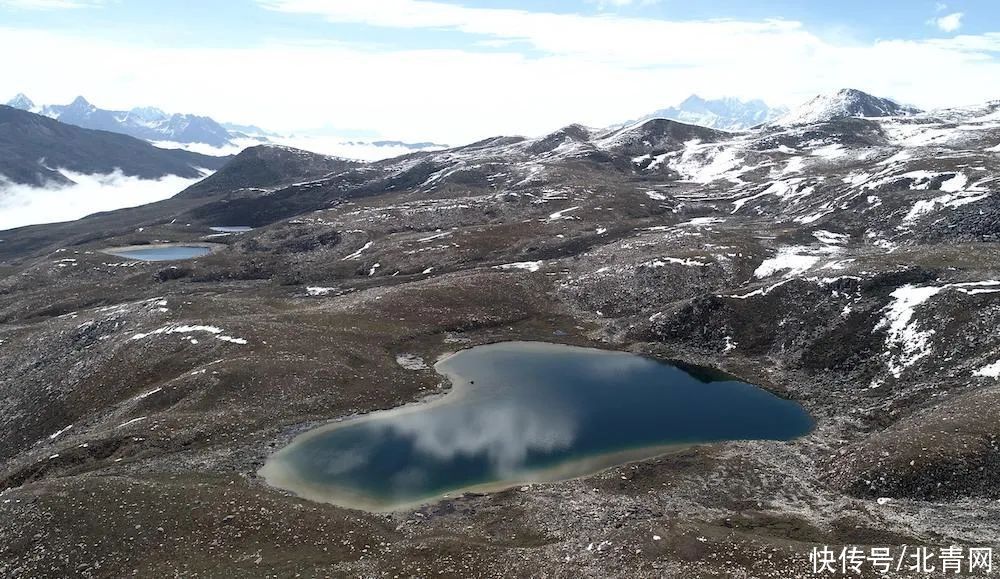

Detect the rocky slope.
xmin=1 ymin=89 xmax=999 ymax=577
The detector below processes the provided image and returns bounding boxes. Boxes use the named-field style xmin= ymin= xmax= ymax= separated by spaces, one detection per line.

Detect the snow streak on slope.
xmin=877 ymin=282 xmax=1000 ymax=378
xmin=876 ymin=285 xmax=944 ymax=378
xmin=666 ymin=141 xmax=747 ymax=183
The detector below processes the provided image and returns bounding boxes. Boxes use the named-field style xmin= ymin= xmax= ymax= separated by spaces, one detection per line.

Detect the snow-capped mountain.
xmin=6 ymin=93 xmax=38 ymax=113
xmin=773 ymin=88 xmax=921 ymax=126
xmin=5 ymin=94 xmax=447 ymax=160
xmin=5 ymin=95 xmax=236 ymax=147
xmin=221 ymin=122 xmax=278 ymax=138
xmin=628 ymin=95 xmax=787 ymax=131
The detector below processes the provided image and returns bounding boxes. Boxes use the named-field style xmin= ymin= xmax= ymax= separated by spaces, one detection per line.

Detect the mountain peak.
xmin=774 ymin=88 xmax=921 ymax=126
xmin=17 ymin=95 xmax=234 ymax=146
xmin=679 ymin=94 xmax=708 ymax=107
xmin=68 ymin=95 xmax=93 ymax=108
xmin=629 ymin=95 xmax=787 ymax=131
xmin=6 ymin=93 xmax=36 ymax=111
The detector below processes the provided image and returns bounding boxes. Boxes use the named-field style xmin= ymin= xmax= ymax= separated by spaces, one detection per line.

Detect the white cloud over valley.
xmin=0 ymin=170 xmax=206 ymax=231
xmin=153 ymin=137 xmax=442 ymax=162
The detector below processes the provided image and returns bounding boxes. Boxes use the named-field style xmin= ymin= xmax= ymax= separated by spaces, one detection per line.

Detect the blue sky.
xmin=2 ymin=0 xmax=999 ymax=142
xmin=1 ymin=1 xmax=992 ymax=47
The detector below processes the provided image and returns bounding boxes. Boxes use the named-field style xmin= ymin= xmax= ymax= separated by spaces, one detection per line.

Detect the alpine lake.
xmin=260 ymin=341 xmax=813 ymax=511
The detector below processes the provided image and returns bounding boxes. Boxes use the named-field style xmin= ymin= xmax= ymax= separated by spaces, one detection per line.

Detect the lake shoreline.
xmin=258 ymin=341 xmax=814 ymax=513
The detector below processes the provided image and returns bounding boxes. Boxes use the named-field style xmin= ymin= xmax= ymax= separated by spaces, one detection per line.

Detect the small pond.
xmin=260 ymin=341 xmax=813 ymax=511
xmin=103 ymin=244 xmax=215 ymax=261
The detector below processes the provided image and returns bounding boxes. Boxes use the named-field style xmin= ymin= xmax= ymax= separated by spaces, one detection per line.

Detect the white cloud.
xmin=0 ymin=0 xmax=104 ymax=9
xmin=255 ymin=0 xmax=813 ymax=68
xmin=0 ymin=170 xmax=205 ymax=231
xmin=587 ymin=0 xmax=661 ymax=8
xmin=933 ymin=12 xmax=964 ymax=33
xmin=153 ymin=136 xmax=443 ymax=161
xmin=3 ymin=3 xmax=1000 ymax=144
xmin=268 ymin=136 xmax=444 ymax=160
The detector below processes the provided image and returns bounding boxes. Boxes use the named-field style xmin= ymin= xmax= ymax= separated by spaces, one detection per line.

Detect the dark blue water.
xmin=106 ymin=245 xmax=212 ymax=261
xmin=260 ymin=342 xmax=812 ymax=510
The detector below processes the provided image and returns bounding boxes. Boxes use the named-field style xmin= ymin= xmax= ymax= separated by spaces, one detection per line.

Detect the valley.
xmin=1 ymin=89 xmax=1000 ymax=577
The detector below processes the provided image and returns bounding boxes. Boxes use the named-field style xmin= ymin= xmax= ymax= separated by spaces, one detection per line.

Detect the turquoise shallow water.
xmin=106 ymin=245 xmax=212 ymax=261
xmin=260 ymin=341 xmax=813 ymax=510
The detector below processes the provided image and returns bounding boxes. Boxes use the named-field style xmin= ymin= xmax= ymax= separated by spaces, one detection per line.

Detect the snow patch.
xmin=940 ymin=173 xmax=968 ymax=193
xmin=782 ymin=157 xmax=805 ymax=174
xmin=48 ymin=425 xmax=73 ymax=440
xmin=754 ymin=246 xmax=831 ymax=279
xmin=876 ymin=285 xmax=945 ymax=378
xmin=974 ymin=361 xmax=1000 ymax=378
xmin=342 ymin=241 xmax=373 ymax=261
xmin=724 ymin=279 xmax=793 ymax=299
xmin=641 ymin=256 xmax=709 ymax=268
xmin=417 ymin=231 xmax=452 ymax=243
xmin=396 ymin=354 xmax=428 ymax=371
xmin=496 ymin=261 xmax=543 ymax=272
xmin=548 ymin=206 xmax=581 ymax=221
xmin=131 ymin=324 xmax=248 ymax=346
xmin=813 ymin=230 xmax=848 ymax=245
xmin=678 ymin=217 xmax=724 ymax=227
xmin=902 ymin=191 xmax=990 ymax=224
xmin=667 ymin=141 xmax=746 ymax=184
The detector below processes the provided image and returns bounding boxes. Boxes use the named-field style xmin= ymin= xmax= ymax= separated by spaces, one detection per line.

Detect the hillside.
xmin=2 ymin=88 xmax=1000 ymax=577
xmin=0 ymin=105 xmax=229 ymax=186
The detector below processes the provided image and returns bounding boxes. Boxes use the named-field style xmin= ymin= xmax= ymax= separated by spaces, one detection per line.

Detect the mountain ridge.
xmin=5 ymin=94 xmax=451 ymax=158
xmin=5 ymin=95 xmax=236 ymax=147
xmin=0 ymin=105 xmax=230 ymax=186
xmin=773 ymin=88 xmax=922 ymax=126
xmin=625 ymin=94 xmax=788 ymax=131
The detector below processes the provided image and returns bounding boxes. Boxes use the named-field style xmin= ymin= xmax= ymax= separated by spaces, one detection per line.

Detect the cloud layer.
xmin=0 ymin=0 xmax=104 ymax=9
xmin=0 ymin=169 xmax=205 ymax=231
xmin=153 ymin=136 xmax=442 ymax=161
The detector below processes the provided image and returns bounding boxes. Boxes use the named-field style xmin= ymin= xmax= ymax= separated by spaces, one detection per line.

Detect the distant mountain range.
xmin=624 ymin=90 xmax=924 ymax=132
xmin=5 ymin=94 xmax=448 ymax=158
xmin=627 ymin=95 xmax=788 ymax=131
xmin=0 ymin=105 xmax=229 ymax=186
xmin=6 ymin=94 xmax=234 ymax=147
